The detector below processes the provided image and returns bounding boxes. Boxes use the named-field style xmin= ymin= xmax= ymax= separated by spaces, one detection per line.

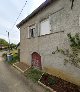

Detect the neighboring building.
xmin=17 ymin=0 xmax=80 ymax=86
xmin=0 ymin=44 xmax=5 ymax=50
xmin=16 ymin=42 xmax=20 ymax=60
xmin=0 ymin=44 xmax=3 ymax=50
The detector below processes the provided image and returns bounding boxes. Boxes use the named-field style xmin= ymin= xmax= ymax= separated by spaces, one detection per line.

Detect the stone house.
xmin=17 ymin=0 xmax=80 ymax=86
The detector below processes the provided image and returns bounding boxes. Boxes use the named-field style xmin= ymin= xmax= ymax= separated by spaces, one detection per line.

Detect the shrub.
xmin=2 ymin=53 xmax=7 ymax=58
xmin=8 ymin=53 xmax=19 ymax=64
xmin=48 ymin=76 xmax=56 ymax=85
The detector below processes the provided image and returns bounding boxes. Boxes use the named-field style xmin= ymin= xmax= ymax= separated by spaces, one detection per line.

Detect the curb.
xmin=38 ymin=81 xmax=56 ymax=92
xmin=13 ymin=63 xmax=31 ymax=73
xmin=13 ymin=63 xmax=24 ymax=73
xmin=24 ymin=66 xmax=31 ymax=73
xmin=38 ymin=73 xmax=56 ymax=92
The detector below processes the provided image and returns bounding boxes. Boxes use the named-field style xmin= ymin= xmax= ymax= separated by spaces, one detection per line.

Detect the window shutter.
xmin=33 ymin=24 xmax=37 ymax=37
xmin=27 ymin=27 xmax=30 ymax=38
xmin=49 ymin=16 xmax=52 ymax=32
xmin=37 ymin=23 xmax=40 ymax=36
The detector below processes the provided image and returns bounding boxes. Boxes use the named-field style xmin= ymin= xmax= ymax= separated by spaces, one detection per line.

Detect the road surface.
xmin=0 ymin=56 xmax=47 ymax=92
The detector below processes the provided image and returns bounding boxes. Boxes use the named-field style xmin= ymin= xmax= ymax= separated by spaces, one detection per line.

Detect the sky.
xmin=0 ymin=0 xmax=46 ymax=44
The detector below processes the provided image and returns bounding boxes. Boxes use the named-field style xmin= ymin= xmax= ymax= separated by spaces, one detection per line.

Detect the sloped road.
xmin=0 ymin=57 xmax=47 ymax=92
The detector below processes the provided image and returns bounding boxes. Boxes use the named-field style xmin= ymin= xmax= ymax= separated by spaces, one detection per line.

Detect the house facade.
xmin=17 ymin=0 xmax=80 ymax=86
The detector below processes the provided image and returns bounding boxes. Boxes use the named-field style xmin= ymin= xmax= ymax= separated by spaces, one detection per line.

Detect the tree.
xmin=10 ymin=43 xmax=16 ymax=50
xmin=0 ymin=38 xmax=9 ymax=46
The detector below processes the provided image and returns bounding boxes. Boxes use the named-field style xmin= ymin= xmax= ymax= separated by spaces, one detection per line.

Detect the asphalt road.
xmin=0 ymin=54 xmax=47 ymax=92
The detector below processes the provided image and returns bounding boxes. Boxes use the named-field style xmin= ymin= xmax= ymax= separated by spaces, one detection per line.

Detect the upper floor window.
xmin=27 ymin=24 xmax=36 ymax=38
xmin=40 ymin=18 xmax=51 ymax=36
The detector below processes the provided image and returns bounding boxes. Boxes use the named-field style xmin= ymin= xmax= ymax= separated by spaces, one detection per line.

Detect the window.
xmin=40 ymin=18 xmax=51 ymax=36
xmin=27 ymin=24 xmax=36 ymax=38
xmin=30 ymin=28 xmax=35 ymax=37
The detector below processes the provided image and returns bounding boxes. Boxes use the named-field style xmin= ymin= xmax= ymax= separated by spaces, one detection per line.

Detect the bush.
xmin=48 ymin=76 xmax=56 ymax=85
xmin=8 ymin=53 xmax=19 ymax=64
xmin=13 ymin=53 xmax=19 ymax=61
xmin=2 ymin=53 xmax=7 ymax=58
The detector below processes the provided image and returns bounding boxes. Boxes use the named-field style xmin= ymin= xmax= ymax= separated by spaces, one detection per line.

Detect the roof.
xmin=17 ymin=0 xmax=55 ymax=28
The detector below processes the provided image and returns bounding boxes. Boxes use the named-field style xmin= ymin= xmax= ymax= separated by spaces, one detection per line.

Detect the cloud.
xmin=0 ymin=17 xmax=20 ymax=44
xmin=20 ymin=0 xmax=46 ymax=20
xmin=28 ymin=0 xmax=46 ymax=13
xmin=0 ymin=35 xmax=8 ymax=42
xmin=0 ymin=31 xmax=20 ymax=44
xmin=0 ymin=0 xmax=46 ymax=44
xmin=32 ymin=0 xmax=46 ymax=7
xmin=10 ymin=0 xmax=26 ymax=10
xmin=0 ymin=17 xmax=13 ymax=30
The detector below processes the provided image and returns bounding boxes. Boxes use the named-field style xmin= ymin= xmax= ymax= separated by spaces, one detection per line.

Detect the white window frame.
xmin=27 ymin=24 xmax=36 ymax=38
xmin=40 ymin=18 xmax=51 ymax=36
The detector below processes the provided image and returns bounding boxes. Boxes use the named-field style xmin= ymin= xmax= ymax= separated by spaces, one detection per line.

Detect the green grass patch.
xmin=25 ymin=68 xmax=43 ymax=83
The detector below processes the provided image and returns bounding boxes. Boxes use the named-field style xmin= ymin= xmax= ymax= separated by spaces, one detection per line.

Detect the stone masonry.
xmin=18 ymin=0 xmax=80 ymax=86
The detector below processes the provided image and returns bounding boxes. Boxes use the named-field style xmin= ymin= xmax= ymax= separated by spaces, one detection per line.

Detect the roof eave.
xmin=17 ymin=0 xmax=55 ymax=28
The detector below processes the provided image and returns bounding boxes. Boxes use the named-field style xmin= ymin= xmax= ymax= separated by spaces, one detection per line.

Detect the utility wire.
xmin=10 ymin=0 xmax=27 ymax=31
xmin=0 ymin=1 xmax=27 ymax=42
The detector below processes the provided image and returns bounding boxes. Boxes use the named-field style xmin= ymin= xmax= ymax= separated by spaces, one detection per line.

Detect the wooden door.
xmin=32 ymin=52 xmax=42 ymax=69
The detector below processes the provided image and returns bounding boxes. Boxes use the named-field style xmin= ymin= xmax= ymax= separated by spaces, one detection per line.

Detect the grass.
xmin=25 ymin=68 xmax=43 ymax=83
xmin=8 ymin=59 xmax=18 ymax=65
xmin=25 ymin=68 xmax=51 ymax=92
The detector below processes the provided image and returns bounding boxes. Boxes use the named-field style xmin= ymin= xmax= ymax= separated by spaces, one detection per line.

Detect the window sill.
xmin=27 ymin=37 xmax=35 ymax=39
xmin=38 ymin=30 xmax=64 ymax=37
xmin=27 ymin=31 xmax=64 ymax=39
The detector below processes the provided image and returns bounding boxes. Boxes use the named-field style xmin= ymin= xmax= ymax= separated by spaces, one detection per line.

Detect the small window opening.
xmin=30 ymin=28 xmax=35 ymax=37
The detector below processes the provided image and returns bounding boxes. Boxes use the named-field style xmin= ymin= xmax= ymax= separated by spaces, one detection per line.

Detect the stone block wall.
xmin=20 ymin=0 xmax=80 ymax=85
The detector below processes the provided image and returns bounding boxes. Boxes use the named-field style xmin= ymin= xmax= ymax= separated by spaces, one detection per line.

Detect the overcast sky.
xmin=0 ymin=0 xmax=46 ymax=44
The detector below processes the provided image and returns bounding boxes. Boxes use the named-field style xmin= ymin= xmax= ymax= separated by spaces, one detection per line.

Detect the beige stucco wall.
xmin=19 ymin=0 xmax=80 ymax=86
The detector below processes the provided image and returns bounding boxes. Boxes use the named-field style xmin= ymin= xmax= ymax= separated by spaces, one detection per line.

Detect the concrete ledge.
xmin=13 ymin=63 xmax=24 ymax=73
xmin=38 ymin=81 xmax=56 ymax=92
xmin=38 ymin=73 xmax=56 ymax=92
xmin=13 ymin=62 xmax=31 ymax=73
xmin=24 ymin=67 xmax=31 ymax=73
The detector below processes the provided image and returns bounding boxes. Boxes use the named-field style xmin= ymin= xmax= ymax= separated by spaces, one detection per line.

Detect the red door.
xmin=32 ymin=52 xmax=42 ymax=69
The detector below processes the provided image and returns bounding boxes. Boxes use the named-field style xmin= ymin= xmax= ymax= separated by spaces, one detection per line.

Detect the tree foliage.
xmin=10 ymin=43 xmax=16 ymax=49
xmin=67 ymin=33 xmax=80 ymax=49
xmin=0 ymin=38 xmax=9 ymax=46
xmin=52 ymin=33 xmax=80 ymax=68
xmin=63 ymin=33 xmax=80 ymax=68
